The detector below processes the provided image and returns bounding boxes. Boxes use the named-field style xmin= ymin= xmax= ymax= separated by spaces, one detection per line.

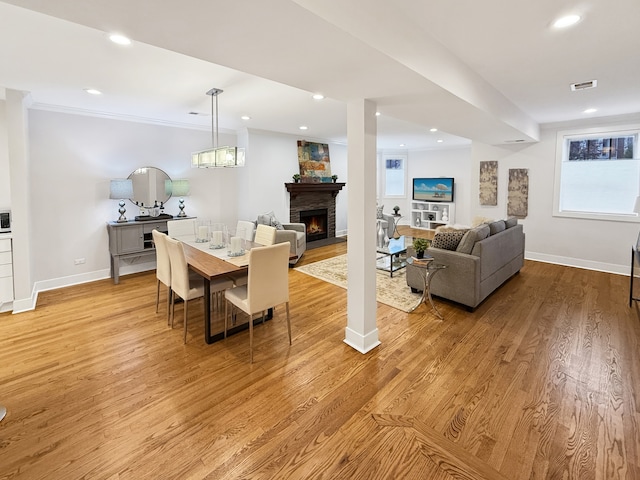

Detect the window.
xmin=554 ymin=125 xmax=640 ymax=221
xmin=383 ymin=154 xmax=406 ymax=197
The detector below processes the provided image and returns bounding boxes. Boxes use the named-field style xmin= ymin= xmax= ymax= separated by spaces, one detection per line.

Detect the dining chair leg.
xmin=285 ymin=302 xmax=292 ymax=345
xmin=170 ymin=294 xmax=176 ymax=328
xmin=183 ymin=299 xmax=188 ymax=344
xmin=155 ymin=280 xmax=161 ymax=313
xmin=249 ymin=312 xmax=254 ymax=363
xmin=166 ymin=288 xmax=172 ymax=326
xmin=224 ymin=301 xmax=229 ymax=339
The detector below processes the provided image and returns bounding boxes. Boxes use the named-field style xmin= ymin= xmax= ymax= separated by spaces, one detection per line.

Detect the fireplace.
xmin=286 ymin=182 xmax=345 ymax=243
xmin=300 ymin=209 xmax=328 ymax=242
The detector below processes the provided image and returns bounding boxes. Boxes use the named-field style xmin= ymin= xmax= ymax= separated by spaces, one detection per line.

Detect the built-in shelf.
xmin=410 ymin=200 xmax=455 ymax=230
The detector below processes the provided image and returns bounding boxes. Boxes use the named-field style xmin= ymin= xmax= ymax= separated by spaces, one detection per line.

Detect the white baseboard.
xmin=0 ymin=301 xmax=13 ymax=313
xmin=11 ymin=262 xmax=156 ymax=314
xmin=344 ymin=326 xmax=381 ymax=354
xmin=525 ymin=251 xmax=627 ymax=276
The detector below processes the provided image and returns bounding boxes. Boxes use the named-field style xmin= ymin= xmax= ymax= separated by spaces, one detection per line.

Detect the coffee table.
xmin=376 ymin=235 xmax=412 ymax=277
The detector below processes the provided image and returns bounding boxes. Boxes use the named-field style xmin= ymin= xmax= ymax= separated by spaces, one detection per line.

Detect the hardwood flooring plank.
xmin=1 ymin=243 xmax=640 ymax=479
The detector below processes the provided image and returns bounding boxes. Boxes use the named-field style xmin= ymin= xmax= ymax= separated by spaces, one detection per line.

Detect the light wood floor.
xmin=1 ymin=236 xmax=639 ymax=479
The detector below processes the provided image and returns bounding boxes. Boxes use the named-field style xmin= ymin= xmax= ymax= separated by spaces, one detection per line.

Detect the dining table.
xmin=181 ymin=237 xmax=296 ymax=344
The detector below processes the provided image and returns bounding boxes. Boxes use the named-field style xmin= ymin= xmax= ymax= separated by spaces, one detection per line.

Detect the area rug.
xmin=295 ymin=254 xmax=422 ymax=312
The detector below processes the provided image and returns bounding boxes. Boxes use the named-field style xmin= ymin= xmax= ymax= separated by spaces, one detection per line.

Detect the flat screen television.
xmin=412 ymin=177 xmax=454 ymax=202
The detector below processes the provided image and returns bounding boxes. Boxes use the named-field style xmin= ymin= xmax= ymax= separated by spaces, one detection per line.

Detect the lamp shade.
xmin=109 ymin=179 xmax=134 ymax=199
xmin=171 ymin=179 xmax=190 ymax=197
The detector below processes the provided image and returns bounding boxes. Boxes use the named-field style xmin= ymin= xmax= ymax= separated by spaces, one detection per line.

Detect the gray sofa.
xmin=406 ymin=219 xmax=525 ymax=309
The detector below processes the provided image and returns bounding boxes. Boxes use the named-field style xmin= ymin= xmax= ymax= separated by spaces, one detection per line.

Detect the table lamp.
xmin=109 ymin=179 xmax=134 ymax=223
xmin=171 ymin=179 xmax=190 ymax=217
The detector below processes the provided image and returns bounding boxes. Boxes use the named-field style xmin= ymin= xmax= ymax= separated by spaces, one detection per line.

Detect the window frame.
xmin=553 ymin=124 xmax=640 ymax=223
xmin=382 ymin=154 xmax=407 ymax=198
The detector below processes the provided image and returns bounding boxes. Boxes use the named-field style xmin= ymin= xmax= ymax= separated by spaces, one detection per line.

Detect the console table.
xmin=107 ymin=217 xmax=191 ymax=284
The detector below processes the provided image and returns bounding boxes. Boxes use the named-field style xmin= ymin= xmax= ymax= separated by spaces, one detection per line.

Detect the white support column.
xmin=344 ymin=98 xmax=380 ymax=353
xmin=6 ymin=89 xmax=34 ymax=312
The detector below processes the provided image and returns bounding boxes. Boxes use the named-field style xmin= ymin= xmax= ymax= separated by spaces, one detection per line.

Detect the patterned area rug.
xmin=295 ymin=254 xmax=422 ymax=312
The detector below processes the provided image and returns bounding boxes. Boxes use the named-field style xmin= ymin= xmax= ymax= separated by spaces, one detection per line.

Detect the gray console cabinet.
xmin=107 ymin=219 xmax=171 ymax=284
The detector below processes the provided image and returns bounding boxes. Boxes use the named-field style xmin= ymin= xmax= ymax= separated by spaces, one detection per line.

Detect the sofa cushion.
xmin=456 ymin=225 xmax=490 ymax=254
xmin=488 ymin=220 xmax=506 ymax=235
xmin=376 ymin=205 xmax=384 ymax=219
xmin=431 ymin=230 xmax=467 ymax=251
xmin=505 ymin=216 xmax=518 ymax=229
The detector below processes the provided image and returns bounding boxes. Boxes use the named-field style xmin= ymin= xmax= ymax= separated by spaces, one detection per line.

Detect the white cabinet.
xmin=0 ymin=237 xmax=13 ymax=303
xmin=410 ymin=200 xmax=455 ymax=230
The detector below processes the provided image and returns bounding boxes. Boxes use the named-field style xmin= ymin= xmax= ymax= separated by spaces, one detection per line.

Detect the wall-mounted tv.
xmin=412 ymin=177 xmax=455 ymax=202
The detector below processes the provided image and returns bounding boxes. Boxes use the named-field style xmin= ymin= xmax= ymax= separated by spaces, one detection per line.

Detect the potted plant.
xmin=331 ymin=174 xmax=338 ymax=183
xmin=393 ymin=205 xmax=400 ymax=215
xmin=412 ymin=238 xmax=430 ymax=259
xmin=292 ymin=173 xmax=301 ymax=183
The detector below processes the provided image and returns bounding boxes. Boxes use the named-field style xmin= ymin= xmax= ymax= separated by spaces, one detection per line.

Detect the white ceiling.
xmin=0 ymin=0 xmax=638 ymax=151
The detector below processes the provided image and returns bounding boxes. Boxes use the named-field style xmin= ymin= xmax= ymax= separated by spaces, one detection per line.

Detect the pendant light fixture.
xmin=192 ymin=88 xmax=245 ymax=168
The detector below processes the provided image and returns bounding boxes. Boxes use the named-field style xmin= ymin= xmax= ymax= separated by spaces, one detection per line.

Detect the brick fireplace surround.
xmin=285 ymin=183 xmax=345 ymax=240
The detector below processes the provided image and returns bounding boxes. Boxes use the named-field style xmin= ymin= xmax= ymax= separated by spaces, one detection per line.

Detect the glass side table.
xmin=391 ymin=214 xmax=403 ymax=239
xmin=406 ymin=257 xmax=447 ymax=319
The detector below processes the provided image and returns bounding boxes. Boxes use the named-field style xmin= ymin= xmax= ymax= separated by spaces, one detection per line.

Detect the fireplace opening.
xmin=300 ymin=208 xmax=328 ymax=242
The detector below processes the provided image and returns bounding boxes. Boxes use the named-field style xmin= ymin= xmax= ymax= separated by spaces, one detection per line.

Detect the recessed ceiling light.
xmin=241 ymin=115 xmax=251 ymax=120
xmin=299 ymin=125 xmax=308 ymax=130
xmin=399 ymin=143 xmax=406 ymax=147
xmin=583 ymin=108 xmax=597 ymax=114
xmin=109 ymin=34 xmax=131 ymax=45
xmin=375 ymin=112 xmax=381 ymax=116
xmin=553 ymin=14 xmax=581 ymax=28
xmin=84 ymin=88 xmax=102 ymax=95
xmin=430 ymin=128 xmax=438 ymax=132
xmin=437 ymin=139 xmax=444 ymax=143
xmin=312 ymin=94 xmax=324 ymax=100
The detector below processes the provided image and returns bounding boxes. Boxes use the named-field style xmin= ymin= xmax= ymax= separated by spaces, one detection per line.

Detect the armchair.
xmin=274 ymin=223 xmax=306 ymax=265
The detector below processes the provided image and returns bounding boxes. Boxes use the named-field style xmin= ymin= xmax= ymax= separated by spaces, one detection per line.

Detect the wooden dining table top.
xmin=182 ymin=243 xmax=247 ymax=281
xmin=182 ymin=240 xmax=297 ymax=282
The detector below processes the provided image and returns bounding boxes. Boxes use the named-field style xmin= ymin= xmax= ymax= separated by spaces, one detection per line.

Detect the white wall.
xmin=471 ymin=113 xmax=640 ymax=274
xmin=0 ymin=101 xmax=10 ymax=209
xmin=27 ymin=109 xmax=234 ymax=285
xmin=237 ymin=130 xmax=348 ymax=235
xmin=403 ymin=146 xmax=472 ymax=226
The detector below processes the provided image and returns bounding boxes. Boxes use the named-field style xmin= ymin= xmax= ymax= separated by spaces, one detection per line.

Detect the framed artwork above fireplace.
xmin=297 ymin=140 xmax=332 ymax=182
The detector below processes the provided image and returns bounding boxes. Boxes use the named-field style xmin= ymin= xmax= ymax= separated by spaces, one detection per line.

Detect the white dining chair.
xmin=167 ymin=218 xmax=196 ymax=238
xmin=166 ymin=236 xmax=205 ymax=343
xmin=225 ymin=242 xmax=291 ymax=363
xmin=235 ymin=220 xmax=256 ymax=241
xmin=152 ymin=229 xmax=172 ymax=324
xmin=254 ymin=224 xmax=277 ymax=246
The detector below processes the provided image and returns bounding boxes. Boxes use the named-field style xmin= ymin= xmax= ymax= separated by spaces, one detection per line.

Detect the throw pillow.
xmin=376 ymin=205 xmax=384 ymax=219
xmin=258 ymin=211 xmax=284 ymax=230
xmin=271 ymin=214 xmax=284 ymax=230
xmin=505 ymin=216 xmax=518 ymax=229
xmin=488 ymin=220 xmax=506 ymax=235
xmin=456 ymin=225 xmax=490 ymax=254
xmin=431 ymin=230 xmax=467 ymax=251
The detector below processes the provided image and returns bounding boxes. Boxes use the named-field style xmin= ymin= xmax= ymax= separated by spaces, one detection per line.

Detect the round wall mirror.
xmin=128 ymin=167 xmax=172 ymax=207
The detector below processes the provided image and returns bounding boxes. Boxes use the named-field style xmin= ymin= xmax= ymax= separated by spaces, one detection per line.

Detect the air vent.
xmin=571 ymin=80 xmax=597 ymax=91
